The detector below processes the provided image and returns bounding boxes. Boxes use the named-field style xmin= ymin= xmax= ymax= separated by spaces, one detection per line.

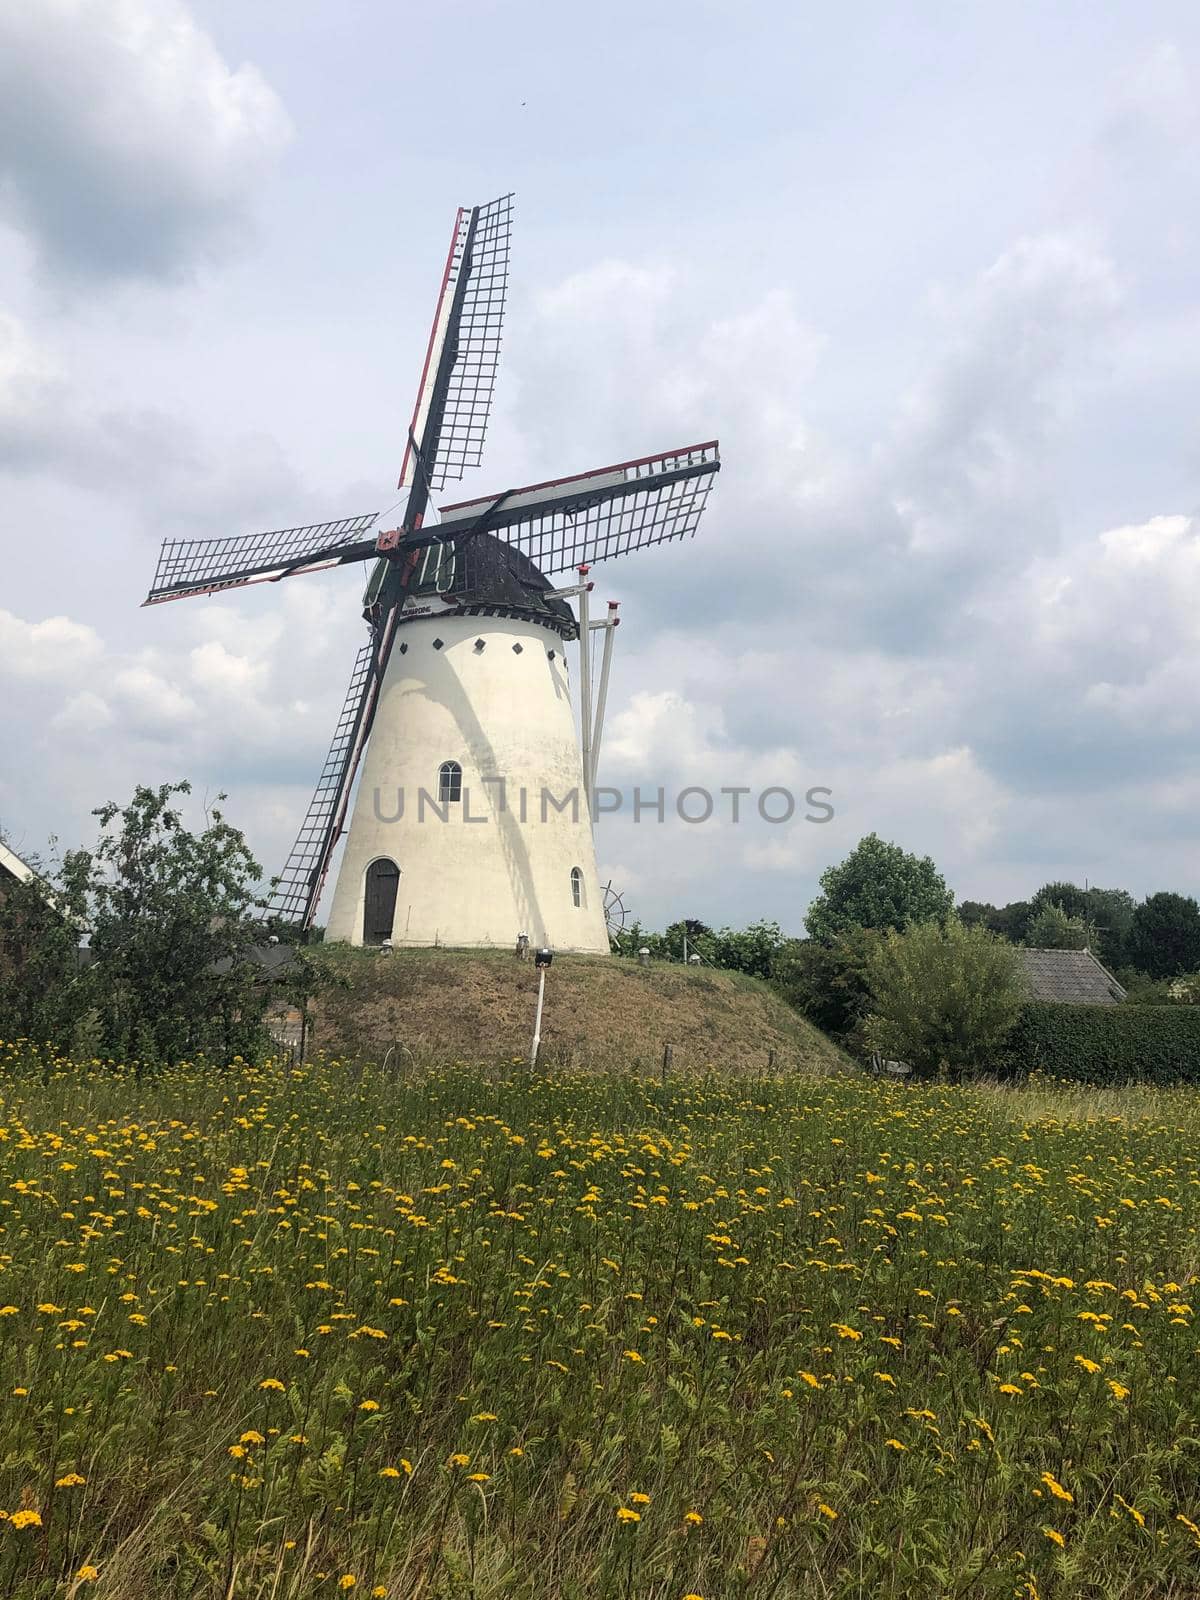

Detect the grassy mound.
xmin=311 ymin=946 xmax=847 ymax=1074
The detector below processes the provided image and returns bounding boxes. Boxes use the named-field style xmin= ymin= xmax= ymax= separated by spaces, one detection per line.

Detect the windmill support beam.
xmin=576 ymin=566 xmax=593 ymax=818
xmin=589 ymin=602 xmax=620 ymax=797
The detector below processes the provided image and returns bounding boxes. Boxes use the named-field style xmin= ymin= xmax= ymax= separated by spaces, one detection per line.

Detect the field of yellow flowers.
xmin=0 ymin=1047 xmax=1196 ymax=1599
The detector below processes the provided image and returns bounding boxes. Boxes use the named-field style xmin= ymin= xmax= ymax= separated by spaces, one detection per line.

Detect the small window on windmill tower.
xmin=438 ymin=761 xmax=463 ymax=803
xmin=570 ymin=866 xmax=583 ymax=908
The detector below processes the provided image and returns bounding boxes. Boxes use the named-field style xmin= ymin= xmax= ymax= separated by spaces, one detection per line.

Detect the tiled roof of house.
xmin=1018 ymin=947 xmax=1126 ymax=1006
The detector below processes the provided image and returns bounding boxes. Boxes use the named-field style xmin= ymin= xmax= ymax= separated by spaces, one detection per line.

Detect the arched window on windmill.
xmin=438 ymin=761 xmax=463 ymax=803
xmin=570 ymin=866 xmax=584 ymax=908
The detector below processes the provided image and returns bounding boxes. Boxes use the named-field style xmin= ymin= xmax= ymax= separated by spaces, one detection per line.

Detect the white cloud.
xmin=0 ymin=0 xmax=292 ymax=282
xmin=51 ymin=690 xmax=114 ymax=735
xmin=0 ymin=608 xmax=102 ymax=679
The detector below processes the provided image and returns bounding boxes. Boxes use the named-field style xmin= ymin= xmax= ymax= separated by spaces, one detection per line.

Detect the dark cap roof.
xmin=1018 ymin=947 xmax=1126 ymax=1005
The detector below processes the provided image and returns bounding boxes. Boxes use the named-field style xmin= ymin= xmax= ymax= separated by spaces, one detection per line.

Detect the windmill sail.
xmin=398 ymin=193 xmax=513 ymax=497
xmin=266 ymin=638 xmax=378 ymax=924
xmin=430 ymin=441 xmax=720 ymax=575
xmin=144 ymin=515 xmax=380 ymax=606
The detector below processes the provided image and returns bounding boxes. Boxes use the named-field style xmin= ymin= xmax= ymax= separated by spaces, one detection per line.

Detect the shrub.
xmin=863 ymin=919 xmax=1024 ymax=1080
xmin=771 ymin=929 xmax=881 ymax=1043
xmin=1000 ymin=1001 xmax=1200 ymax=1085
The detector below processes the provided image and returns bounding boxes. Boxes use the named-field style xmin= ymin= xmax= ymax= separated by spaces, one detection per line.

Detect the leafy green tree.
xmin=660 ymin=919 xmax=714 ymax=961
xmin=1128 ymin=892 xmax=1200 ymax=980
xmin=1029 ymin=880 xmax=1091 ymax=921
xmin=616 ymin=920 xmax=672 ymax=960
xmin=1082 ymin=887 xmax=1135 ymax=969
xmin=1025 ymin=882 xmax=1134 ymax=967
xmin=864 ymin=919 xmax=1025 ymax=1080
xmin=958 ymin=900 xmax=996 ymax=930
xmin=988 ymin=901 xmax=1032 ymax=943
xmin=0 ymin=847 xmax=91 ymax=1045
xmin=3 ymin=783 xmax=287 ymax=1064
xmin=1024 ymin=902 xmax=1092 ymax=950
xmin=81 ymin=782 xmax=272 ymax=1064
xmin=707 ymin=919 xmax=785 ymax=978
xmin=618 ymin=917 xmax=785 ymax=979
xmin=805 ymin=834 xmax=954 ymax=943
xmin=771 ymin=928 xmax=881 ymax=1042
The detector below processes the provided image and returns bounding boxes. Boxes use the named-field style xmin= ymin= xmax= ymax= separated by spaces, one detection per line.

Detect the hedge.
xmin=1000 ymin=1001 xmax=1200 ymax=1085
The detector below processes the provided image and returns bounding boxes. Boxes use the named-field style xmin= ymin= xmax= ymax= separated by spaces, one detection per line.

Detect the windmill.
xmin=143 ymin=194 xmax=720 ymax=951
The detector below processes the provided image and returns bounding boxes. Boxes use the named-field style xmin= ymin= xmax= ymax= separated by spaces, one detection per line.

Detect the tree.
xmin=1127 ymin=892 xmax=1200 ymax=980
xmin=1024 ymin=902 xmax=1092 ymax=950
xmin=864 ymin=919 xmax=1025 ymax=1080
xmin=1029 ymin=880 xmax=1091 ymax=922
xmin=1081 ymin=887 xmax=1135 ymax=970
xmin=805 ymin=834 xmax=954 ymax=944
xmin=707 ymin=919 xmax=785 ymax=978
xmin=771 ymin=927 xmax=881 ymax=1042
xmin=661 ymin=919 xmax=714 ymax=961
xmin=618 ymin=917 xmax=785 ymax=978
xmin=2 ymin=782 xmax=282 ymax=1064
xmin=988 ymin=901 xmax=1032 ymax=943
xmin=958 ymin=900 xmax=997 ymax=930
xmin=0 ymin=848 xmax=91 ymax=1046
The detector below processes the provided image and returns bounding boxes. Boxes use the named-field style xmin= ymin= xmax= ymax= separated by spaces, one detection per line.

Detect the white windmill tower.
xmin=143 ymin=195 xmax=720 ymax=950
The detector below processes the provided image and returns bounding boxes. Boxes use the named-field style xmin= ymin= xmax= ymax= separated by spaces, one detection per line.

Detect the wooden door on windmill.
xmin=363 ymin=858 xmax=400 ymax=944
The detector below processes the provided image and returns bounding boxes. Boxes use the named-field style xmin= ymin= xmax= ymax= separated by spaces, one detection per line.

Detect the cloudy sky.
xmin=3 ymin=0 xmax=1199 ymax=933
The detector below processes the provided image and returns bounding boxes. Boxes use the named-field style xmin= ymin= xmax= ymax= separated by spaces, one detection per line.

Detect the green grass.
xmin=0 ymin=1045 xmax=1196 ymax=1598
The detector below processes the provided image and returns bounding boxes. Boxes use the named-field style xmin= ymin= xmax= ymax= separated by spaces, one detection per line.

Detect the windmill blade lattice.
xmin=433 ymin=441 xmax=719 ymax=576
xmin=398 ymin=194 xmax=513 ymax=497
xmin=144 ymin=514 xmax=380 ymax=605
xmin=266 ymin=638 xmax=379 ymax=924
xmin=432 ymin=194 xmax=513 ymax=488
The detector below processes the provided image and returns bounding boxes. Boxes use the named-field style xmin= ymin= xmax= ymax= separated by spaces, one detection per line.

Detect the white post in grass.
xmin=530 ymin=967 xmax=546 ymax=1067
xmin=530 ymin=947 xmax=553 ymax=1068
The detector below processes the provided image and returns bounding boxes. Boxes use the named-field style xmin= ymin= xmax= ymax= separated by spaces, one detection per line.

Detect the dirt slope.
xmin=311 ymin=947 xmax=846 ymax=1074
